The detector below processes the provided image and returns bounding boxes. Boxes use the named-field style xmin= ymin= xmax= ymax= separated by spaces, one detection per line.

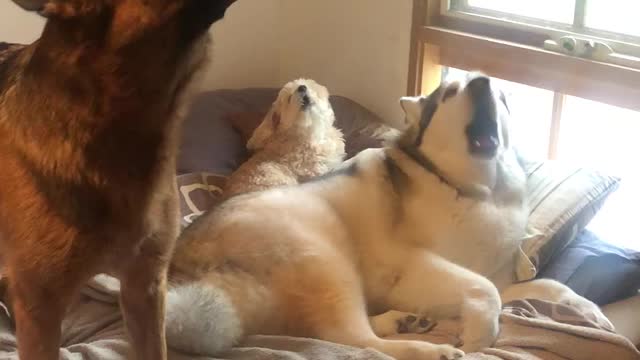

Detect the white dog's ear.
xmin=400 ymin=96 xmax=423 ymax=127
xmin=246 ymin=111 xmax=280 ymax=151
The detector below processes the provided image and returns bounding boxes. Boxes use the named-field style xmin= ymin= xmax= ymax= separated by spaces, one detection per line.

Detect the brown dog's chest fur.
xmin=0 ymin=38 xmax=192 ymax=274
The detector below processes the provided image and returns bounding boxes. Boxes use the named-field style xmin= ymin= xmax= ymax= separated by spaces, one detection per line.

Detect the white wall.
xmin=0 ymin=1 xmax=45 ymax=44
xmin=202 ymin=0 xmax=281 ymax=90
xmin=278 ymin=0 xmax=413 ymax=125
xmin=0 ymin=0 xmax=414 ymax=124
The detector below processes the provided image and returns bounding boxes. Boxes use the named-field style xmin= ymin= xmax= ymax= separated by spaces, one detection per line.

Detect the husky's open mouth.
xmin=465 ymin=76 xmax=499 ymax=157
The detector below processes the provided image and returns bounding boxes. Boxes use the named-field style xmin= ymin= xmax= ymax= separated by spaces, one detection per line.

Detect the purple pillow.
xmin=177 ymin=88 xmax=396 ymax=176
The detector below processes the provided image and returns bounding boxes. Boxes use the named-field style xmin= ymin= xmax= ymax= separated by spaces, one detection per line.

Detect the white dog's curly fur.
xmin=223 ymin=79 xmax=346 ymax=198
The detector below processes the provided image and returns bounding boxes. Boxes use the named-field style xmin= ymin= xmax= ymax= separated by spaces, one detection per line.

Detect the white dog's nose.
xmin=297 ymin=85 xmax=307 ymax=93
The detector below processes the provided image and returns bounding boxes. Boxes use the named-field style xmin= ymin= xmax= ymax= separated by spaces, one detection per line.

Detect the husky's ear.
xmin=400 ymin=96 xmax=423 ymax=127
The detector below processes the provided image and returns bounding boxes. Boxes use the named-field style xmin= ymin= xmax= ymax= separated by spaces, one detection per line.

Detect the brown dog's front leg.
xmin=8 ymin=271 xmax=69 ymax=360
xmin=119 ymin=245 xmax=170 ymax=360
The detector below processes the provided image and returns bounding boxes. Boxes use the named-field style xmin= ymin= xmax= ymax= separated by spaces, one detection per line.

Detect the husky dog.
xmin=167 ymin=73 xmax=606 ymax=359
xmin=0 ymin=1 xmax=235 ymax=359
xmin=224 ymin=79 xmax=345 ymax=198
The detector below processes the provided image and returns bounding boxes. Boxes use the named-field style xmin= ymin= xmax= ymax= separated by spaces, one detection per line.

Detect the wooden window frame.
xmin=407 ymin=0 xmax=640 ymax=113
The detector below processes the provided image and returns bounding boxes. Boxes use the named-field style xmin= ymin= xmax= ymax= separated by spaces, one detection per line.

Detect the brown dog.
xmin=0 ymin=0 xmax=236 ymax=359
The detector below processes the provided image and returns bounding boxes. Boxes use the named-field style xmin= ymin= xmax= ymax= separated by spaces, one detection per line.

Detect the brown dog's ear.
xmin=12 ymin=0 xmax=103 ymax=18
xmin=12 ymin=0 xmax=47 ymax=11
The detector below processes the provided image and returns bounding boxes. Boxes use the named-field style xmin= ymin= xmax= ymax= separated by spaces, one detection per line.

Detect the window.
xmin=456 ymin=1 xmax=576 ymax=25
xmin=447 ymin=0 xmax=640 ymax=69
xmin=407 ymin=1 xmax=640 ymax=113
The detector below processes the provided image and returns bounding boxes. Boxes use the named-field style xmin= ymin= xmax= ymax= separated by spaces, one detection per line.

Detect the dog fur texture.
xmin=223 ymin=79 xmax=345 ymax=198
xmin=0 ymin=1 xmax=235 ymax=359
xmin=167 ymin=74 xmax=609 ymax=359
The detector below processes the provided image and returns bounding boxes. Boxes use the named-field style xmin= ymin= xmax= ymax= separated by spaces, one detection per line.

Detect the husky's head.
xmin=398 ymin=72 xmax=512 ymax=193
xmin=247 ymin=79 xmax=335 ymax=151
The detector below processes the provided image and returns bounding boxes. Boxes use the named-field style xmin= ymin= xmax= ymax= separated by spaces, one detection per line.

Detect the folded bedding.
xmin=0 ymin=275 xmax=637 ymax=360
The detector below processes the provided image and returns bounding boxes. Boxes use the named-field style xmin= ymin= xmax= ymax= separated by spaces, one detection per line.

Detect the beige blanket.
xmin=0 ymin=276 xmax=637 ymax=359
xmin=408 ymin=298 xmax=640 ymax=360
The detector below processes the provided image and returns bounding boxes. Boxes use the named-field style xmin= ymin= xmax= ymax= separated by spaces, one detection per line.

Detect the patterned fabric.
xmin=516 ymin=157 xmax=621 ymax=281
xmin=177 ymin=172 xmax=226 ymax=228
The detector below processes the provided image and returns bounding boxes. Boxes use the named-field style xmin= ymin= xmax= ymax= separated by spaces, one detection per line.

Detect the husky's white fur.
xmin=167 ymin=73 xmax=608 ymax=360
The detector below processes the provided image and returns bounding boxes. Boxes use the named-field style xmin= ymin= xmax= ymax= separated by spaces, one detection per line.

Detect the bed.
xmin=0 ymin=88 xmax=638 ymax=360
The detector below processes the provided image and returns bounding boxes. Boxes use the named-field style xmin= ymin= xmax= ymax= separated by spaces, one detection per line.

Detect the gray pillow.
xmin=516 ymin=157 xmax=621 ymax=281
xmin=539 ymin=230 xmax=640 ymax=306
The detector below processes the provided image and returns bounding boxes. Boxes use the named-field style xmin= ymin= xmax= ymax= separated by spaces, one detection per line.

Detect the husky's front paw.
xmin=396 ymin=342 xmax=464 ymax=360
xmin=434 ymin=344 xmax=465 ymax=360
xmin=369 ymin=310 xmax=436 ymax=337
xmin=374 ymin=339 xmax=464 ymax=360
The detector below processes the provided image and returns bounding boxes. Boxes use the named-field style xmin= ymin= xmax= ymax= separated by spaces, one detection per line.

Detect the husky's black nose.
xmin=297 ymin=85 xmax=307 ymax=93
xmin=466 ymin=75 xmax=491 ymax=97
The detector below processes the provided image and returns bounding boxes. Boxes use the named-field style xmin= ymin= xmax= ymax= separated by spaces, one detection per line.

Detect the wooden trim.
xmin=548 ymin=93 xmax=565 ymax=159
xmin=420 ymin=44 xmax=442 ymax=94
xmin=406 ymin=0 xmax=428 ymax=96
xmin=418 ymin=26 xmax=640 ymax=112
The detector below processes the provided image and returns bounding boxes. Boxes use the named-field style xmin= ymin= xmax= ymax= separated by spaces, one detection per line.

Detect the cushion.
xmin=538 ymin=229 xmax=640 ymax=306
xmin=177 ymin=88 xmax=397 ymax=176
xmin=516 ymin=157 xmax=621 ymax=281
xmin=178 ymin=89 xmax=276 ymax=176
xmin=226 ymin=111 xmax=267 ymax=145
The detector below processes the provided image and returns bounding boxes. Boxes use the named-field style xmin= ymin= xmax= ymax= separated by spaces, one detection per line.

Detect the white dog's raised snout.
xmin=296 ymin=85 xmax=312 ymax=109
